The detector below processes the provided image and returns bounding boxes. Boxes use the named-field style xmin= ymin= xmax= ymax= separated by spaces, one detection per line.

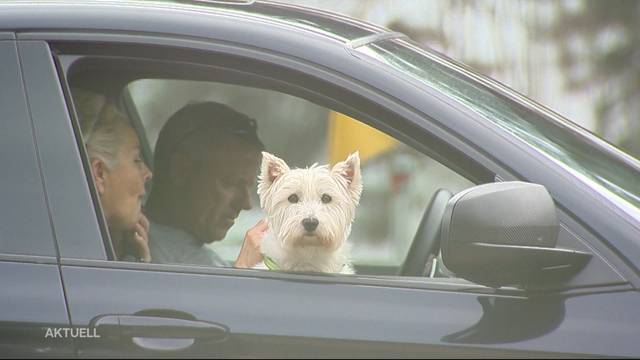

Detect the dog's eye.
xmin=288 ymin=194 xmax=299 ymax=203
xmin=321 ymin=194 xmax=332 ymax=204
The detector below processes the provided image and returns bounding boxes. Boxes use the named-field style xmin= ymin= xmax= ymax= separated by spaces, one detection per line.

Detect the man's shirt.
xmin=149 ymin=221 xmax=229 ymax=267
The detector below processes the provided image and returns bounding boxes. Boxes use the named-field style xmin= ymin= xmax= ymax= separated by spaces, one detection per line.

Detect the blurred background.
xmin=288 ymin=0 xmax=640 ymax=160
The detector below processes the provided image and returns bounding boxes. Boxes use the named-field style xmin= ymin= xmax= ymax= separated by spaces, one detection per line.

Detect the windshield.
xmin=356 ymin=38 xmax=640 ymax=214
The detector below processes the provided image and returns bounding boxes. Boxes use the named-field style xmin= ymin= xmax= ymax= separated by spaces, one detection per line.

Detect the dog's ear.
xmin=331 ymin=151 xmax=363 ymax=204
xmin=258 ymin=152 xmax=290 ymax=207
xmin=260 ymin=151 xmax=290 ymax=184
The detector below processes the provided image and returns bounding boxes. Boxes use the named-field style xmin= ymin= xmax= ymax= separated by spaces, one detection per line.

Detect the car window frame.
xmin=52 ymin=40 xmax=509 ymax=290
xmin=43 ymin=33 xmax=631 ymax=295
xmin=57 ymin=49 xmax=493 ymax=264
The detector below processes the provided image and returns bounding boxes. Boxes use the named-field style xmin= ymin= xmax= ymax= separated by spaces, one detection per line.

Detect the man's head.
xmin=146 ymin=101 xmax=264 ymax=244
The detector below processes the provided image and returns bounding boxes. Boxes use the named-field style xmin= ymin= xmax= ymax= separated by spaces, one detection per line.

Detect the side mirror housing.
xmin=440 ymin=182 xmax=591 ymax=288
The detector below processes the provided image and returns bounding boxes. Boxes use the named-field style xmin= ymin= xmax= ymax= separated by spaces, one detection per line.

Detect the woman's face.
xmin=99 ymin=124 xmax=152 ymax=233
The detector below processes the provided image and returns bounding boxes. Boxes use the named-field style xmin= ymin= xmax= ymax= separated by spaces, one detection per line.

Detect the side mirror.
xmin=440 ymin=182 xmax=591 ymax=289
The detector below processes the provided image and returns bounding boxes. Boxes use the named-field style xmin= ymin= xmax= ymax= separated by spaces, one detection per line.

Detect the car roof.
xmin=0 ymin=0 xmax=387 ymax=44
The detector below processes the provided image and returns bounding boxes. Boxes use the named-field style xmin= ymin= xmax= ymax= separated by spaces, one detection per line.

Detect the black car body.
xmin=1 ymin=0 xmax=639 ymax=358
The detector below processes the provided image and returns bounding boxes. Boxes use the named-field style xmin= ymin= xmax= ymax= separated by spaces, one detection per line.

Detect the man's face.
xmin=182 ymin=140 xmax=261 ymax=244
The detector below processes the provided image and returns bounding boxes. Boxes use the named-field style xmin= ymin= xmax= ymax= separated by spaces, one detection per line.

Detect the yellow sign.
xmin=327 ymin=111 xmax=397 ymax=165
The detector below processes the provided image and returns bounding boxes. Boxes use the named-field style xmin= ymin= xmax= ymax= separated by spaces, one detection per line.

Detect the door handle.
xmin=91 ymin=313 xmax=229 ymax=341
xmin=121 ymin=315 xmax=228 ymax=340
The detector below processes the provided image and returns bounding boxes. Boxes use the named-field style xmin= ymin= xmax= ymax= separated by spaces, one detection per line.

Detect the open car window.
xmin=64 ymin=53 xmax=482 ymax=277
xmin=126 ymin=79 xmax=475 ymax=273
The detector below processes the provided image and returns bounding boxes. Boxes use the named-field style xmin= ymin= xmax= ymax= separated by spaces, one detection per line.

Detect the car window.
xmin=0 ymin=42 xmax=56 ymax=257
xmin=139 ymin=79 xmax=474 ymax=272
xmin=65 ymin=56 xmax=476 ymax=275
xmin=357 ymin=38 xmax=640 ymax=218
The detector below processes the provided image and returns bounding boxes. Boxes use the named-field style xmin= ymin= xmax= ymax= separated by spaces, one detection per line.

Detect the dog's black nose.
xmin=302 ymin=217 xmax=319 ymax=232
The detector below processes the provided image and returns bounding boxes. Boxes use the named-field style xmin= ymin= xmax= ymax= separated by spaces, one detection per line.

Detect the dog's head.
xmin=258 ymin=152 xmax=362 ymax=251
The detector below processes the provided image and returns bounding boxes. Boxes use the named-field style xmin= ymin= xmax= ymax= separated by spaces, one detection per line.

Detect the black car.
xmin=1 ymin=0 xmax=639 ymax=358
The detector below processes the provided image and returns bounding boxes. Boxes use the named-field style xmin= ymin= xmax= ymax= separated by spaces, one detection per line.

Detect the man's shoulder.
xmin=150 ymin=221 xmax=194 ymax=243
xmin=150 ymin=222 xmax=195 ymax=249
xmin=149 ymin=221 xmax=201 ymax=263
xmin=148 ymin=221 xmax=228 ymax=267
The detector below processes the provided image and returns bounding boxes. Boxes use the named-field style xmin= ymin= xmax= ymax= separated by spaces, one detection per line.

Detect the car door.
xmin=19 ymin=32 xmax=640 ymax=359
xmin=0 ymin=38 xmax=72 ymax=357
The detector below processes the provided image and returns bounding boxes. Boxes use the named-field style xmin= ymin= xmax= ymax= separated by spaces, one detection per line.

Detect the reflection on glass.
xmin=357 ymin=38 xmax=640 ymax=216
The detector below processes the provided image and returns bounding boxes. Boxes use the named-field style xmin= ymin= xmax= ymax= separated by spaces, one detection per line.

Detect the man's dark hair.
xmin=151 ymin=101 xmax=265 ymax=188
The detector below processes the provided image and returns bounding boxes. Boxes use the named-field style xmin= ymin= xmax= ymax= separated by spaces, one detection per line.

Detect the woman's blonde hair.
xmin=73 ymin=88 xmax=129 ymax=169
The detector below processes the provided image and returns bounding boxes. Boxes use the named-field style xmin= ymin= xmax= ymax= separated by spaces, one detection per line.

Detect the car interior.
xmin=59 ymin=44 xmax=503 ymax=279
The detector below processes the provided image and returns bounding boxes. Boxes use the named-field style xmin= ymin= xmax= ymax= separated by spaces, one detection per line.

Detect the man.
xmin=145 ymin=101 xmax=267 ymax=268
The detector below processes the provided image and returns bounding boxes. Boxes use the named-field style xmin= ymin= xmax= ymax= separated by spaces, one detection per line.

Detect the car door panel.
xmin=60 ymin=264 xmax=640 ymax=357
xmin=59 ymin=264 xmax=498 ymax=357
xmin=0 ymin=261 xmax=73 ymax=357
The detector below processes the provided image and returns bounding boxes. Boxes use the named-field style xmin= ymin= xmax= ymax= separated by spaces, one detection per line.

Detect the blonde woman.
xmin=74 ymin=89 xmax=153 ymax=262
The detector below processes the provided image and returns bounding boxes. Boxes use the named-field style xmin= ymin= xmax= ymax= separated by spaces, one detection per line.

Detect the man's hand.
xmin=234 ymin=218 xmax=268 ymax=268
xmin=131 ymin=214 xmax=151 ymax=263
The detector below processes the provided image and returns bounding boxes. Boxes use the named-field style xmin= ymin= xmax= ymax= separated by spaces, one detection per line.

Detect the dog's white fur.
xmin=256 ymin=151 xmax=363 ymax=274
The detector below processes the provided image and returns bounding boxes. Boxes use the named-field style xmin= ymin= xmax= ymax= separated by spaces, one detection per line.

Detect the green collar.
xmin=263 ymin=255 xmax=279 ymax=270
xmin=262 ymin=256 xmax=348 ymax=273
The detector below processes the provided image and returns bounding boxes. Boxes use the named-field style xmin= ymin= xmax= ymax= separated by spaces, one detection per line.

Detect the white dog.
xmin=256 ymin=151 xmax=363 ymax=274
